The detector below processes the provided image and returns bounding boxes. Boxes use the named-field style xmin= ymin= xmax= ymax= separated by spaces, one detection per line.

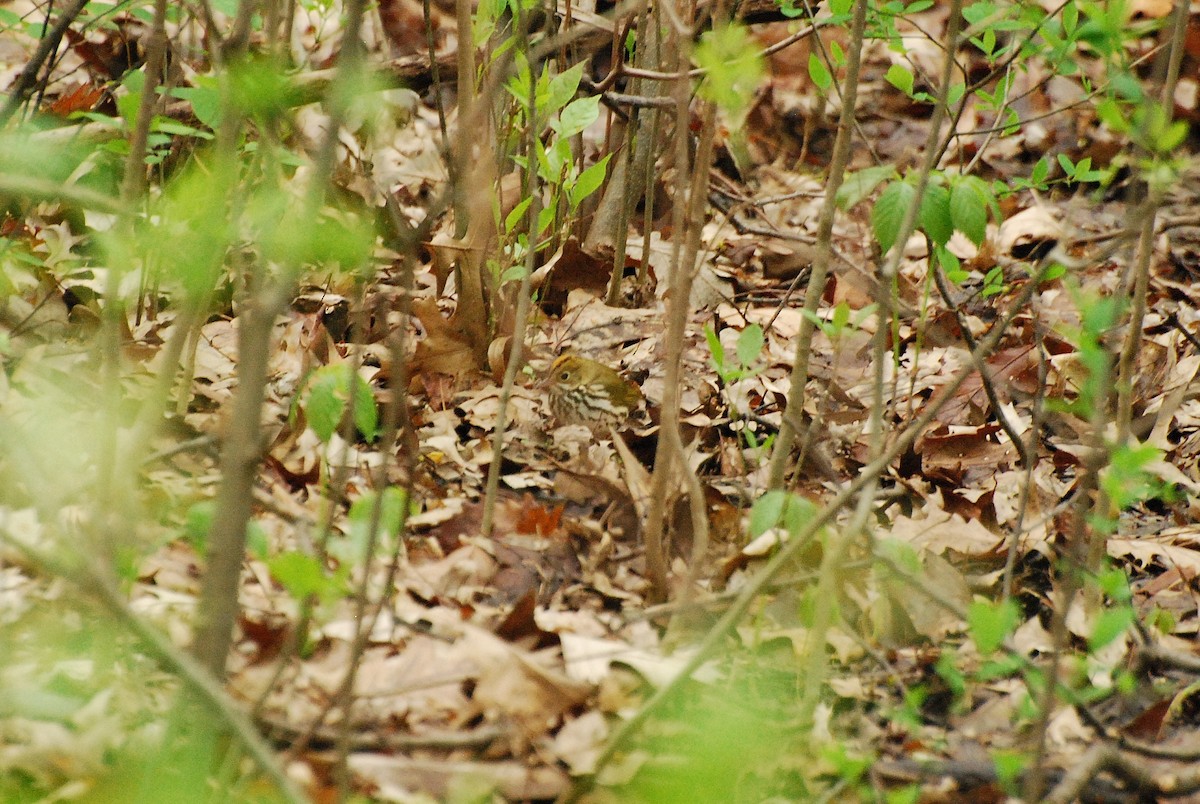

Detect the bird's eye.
xmin=559 ymin=371 xmax=570 ymax=381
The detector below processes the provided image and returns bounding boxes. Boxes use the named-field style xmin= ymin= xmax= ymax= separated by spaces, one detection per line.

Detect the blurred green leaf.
xmin=543 ymin=62 xmax=584 ymax=114
xmin=338 ymin=487 xmax=409 ymax=566
xmin=569 ymin=154 xmax=611 ymax=209
xmin=557 ymin=95 xmax=599 ymax=138
xmin=695 ymin=24 xmax=765 ymax=118
xmin=1088 ymin=606 xmax=1133 ymax=652
xmin=736 ymin=323 xmax=764 ymax=367
xmin=886 ymin=64 xmax=914 ymax=96
xmin=950 ymin=177 xmax=989 ymax=244
xmin=918 ymin=181 xmax=953 ymax=245
xmin=837 ymin=165 xmax=896 ymax=210
xmin=968 ymin=599 xmax=1019 ymax=655
xmin=304 ymin=364 xmax=379 ymax=444
xmin=808 ymin=53 xmax=832 ymax=91
xmin=872 ymin=180 xmax=915 ymax=254
xmin=268 ymin=551 xmax=332 ymax=601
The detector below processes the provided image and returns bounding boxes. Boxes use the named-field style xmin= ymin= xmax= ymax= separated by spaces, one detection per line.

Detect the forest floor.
xmin=5 ymin=0 xmax=1200 ymax=802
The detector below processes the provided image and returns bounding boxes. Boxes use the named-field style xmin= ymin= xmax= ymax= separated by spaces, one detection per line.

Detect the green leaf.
xmin=505 ymin=196 xmax=533 ymax=233
xmin=1042 ymin=262 xmax=1067 ymax=282
xmin=1030 ymin=156 xmax=1050 ymax=186
xmin=935 ymin=651 xmax=966 ymax=699
xmin=537 ymin=204 xmax=556 ymax=236
xmin=1088 ymin=606 xmax=1133 ymax=652
xmin=1097 ymin=566 xmax=1132 ymax=602
xmin=338 ymin=487 xmax=409 ymax=566
xmin=1156 ymin=119 xmax=1189 ymax=154
xmin=543 ymin=62 xmax=584 ymax=114
xmin=71 ymin=111 xmax=125 ymax=130
xmin=736 ymin=323 xmax=764 ymax=367
xmin=950 ymin=179 xmax=988 ymax=244
xmin=777 ymin=0 xmax=804 ymax=17
xmin=549 ymin=139 xmax=573 ymax=182
xmin=353 ymin=376 xmax=379 ymax=444
xmin=246 ymin=521 xmax=270 ymax=561
xmin=533 ymin=138 xmax=552 ymax=180
xmin=831 ymin=301 xmax=850 ymax=331
xmin=151 ymin=118 xmax=214 ymax=139
xmin=974 ymin=27 xmax=996 ymax=57
xmin=885 ymin=64 xmax=914 ymax=97
xmin=991 ymin=751 xmax=1029 ymax=796
xmin=829 ymin=41 xmax=845 ymax=67
xmin=705 ymin=325 xmax=727 ymax=374
xmin=1062 ymin=2 xmax=1078 ymax=34
xmin=557 ymin=95 xmax=600 ymax=139
xmin=540 ymin=136 xmax=573 ymax=181
xmin=837 ymin=165 xmax=896 ymax=210
xmin=1056 ymin=152 xmax=1075 ymax=177
xmin=305 ymin=364 xmax=378 ymax=444
xmin=305 ymin=367 xmax=344 ymax=443
xmin=228 ymin=54 xmax=303 ymax=121
xmin=872 ymin=180 xmax=915 ymax=254
xmin=878 ymin=539 xmax=922 ymax=575
xmin=935 ymin=244 xmax=961 ymax=280
xmin=1095 ymin=97 xmax=1129 ymax=134
xmin=808 ymin=53 xmax=832 ymax=91
xmin=268 ymin=551 xmax=330 ymax=601
xmin=981 ymin=265 xmax=1006 ymax=297
xmin=504 ymin=52 xmax=532 ymax=105
xmin=116 ymin=70 xmax=144 ymax=125
xmin=749 ymin=491 xmax=788 ymax=538
xmin=500 ymin=264 xmax=528 ymax=284
xmin=748 ymin=492 xmax=816 ymax=542
xmin=568 ymin=153 xmax=611 ymax=209
xmin=694 ymin=24 xmax=765 ymax=118
xmin=968 ymin=599 xmax=1019 ymax=655
xmin=171 ymin=79 xmax=221 ymax=129
xmin=918 ymin=181 xmax=953 ymax=245
xmin=183 ymin=501 xmax=215 ymax=556
xmin=1110 ymin=71 xmax=1144 ymax=103
xmin=1101 ymin=442 xmax=1168 ymax=510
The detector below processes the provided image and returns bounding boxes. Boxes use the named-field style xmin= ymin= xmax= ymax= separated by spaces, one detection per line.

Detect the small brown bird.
xmin=545 ymin=354 xmax=643 ymax=431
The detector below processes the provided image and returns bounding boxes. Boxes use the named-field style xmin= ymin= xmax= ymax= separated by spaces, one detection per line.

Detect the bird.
xmin=544 ymin=354 xmax=644 ymax=431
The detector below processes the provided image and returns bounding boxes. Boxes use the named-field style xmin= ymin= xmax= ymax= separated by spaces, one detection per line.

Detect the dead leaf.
xmin=411 ymin=299 xmax=478 ymax=378
xmin=459 ymin=625 xmax=592 ymax=738
xmin=889 ymin=502 xmax=1005 ymax=556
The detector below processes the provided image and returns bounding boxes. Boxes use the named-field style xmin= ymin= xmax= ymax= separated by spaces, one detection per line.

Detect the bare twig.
xmin=764 ymin=1 xmax=867 ymax=488
xmin=0 ymin=0 xmax=91 ymax=127
xmin=0 ymin=534 xmax=304 ymax=803
xmin=931 ymin=257 xmax=1033 ymax=467
xmin=481 ymin=11 xmax=543 ymax=539
xmin=793 ymin=0 xmax=873 ymax=725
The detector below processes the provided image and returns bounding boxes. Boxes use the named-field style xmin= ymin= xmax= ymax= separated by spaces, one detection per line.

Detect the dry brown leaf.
xmin=1109 ymin=528 xmax=1200 ymax=576
xmin=411 ymin=298 xmax=478 ymax=377
xmin=888 ymin=502 xmax=1005 ymax=556
xmin=459 ymin=625 xmax=592 ymax=737
xmin=997 ymin=204 xmax=1063 ymax=260
xmin=352 ymin=636 xmax=474 ymax=727
xmin=349 ymin=753 xmax=568 ymax=801
xmin=551 ymin=710 xmax=609 ymax=775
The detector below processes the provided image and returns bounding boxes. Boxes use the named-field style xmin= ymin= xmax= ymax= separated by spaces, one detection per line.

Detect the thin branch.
xmin=0 ymin=0 xmax=91 ymax=127
xmin=765 ymin=0 xmax=867 ymax=488
xmin=0 ymin=535 xmax=305 ymax=803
